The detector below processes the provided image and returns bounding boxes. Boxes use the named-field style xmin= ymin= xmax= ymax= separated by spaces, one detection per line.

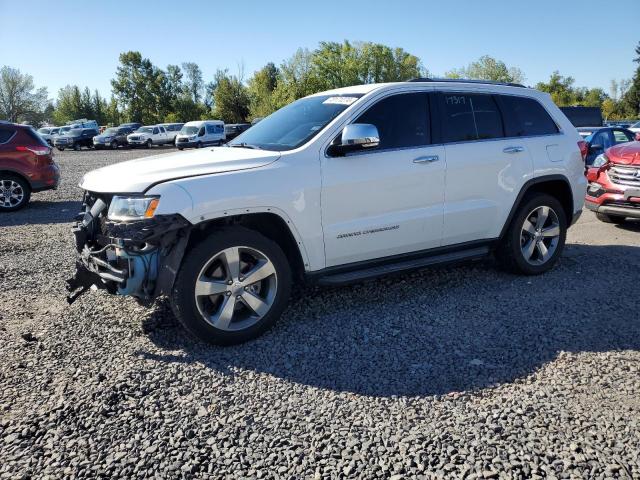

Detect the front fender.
xmin=147 ymin=183 xmax=195 ymax=219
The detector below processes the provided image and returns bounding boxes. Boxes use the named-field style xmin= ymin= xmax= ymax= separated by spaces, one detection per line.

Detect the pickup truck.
xmin=126 ymin=125 xmax=171 ymax=148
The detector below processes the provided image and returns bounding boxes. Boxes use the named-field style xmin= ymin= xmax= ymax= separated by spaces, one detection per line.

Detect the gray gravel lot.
xmin=1 ymin=147 xmax=639 ymax=479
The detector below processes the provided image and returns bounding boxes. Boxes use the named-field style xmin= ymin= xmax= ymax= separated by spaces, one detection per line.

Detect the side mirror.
xmin=328 ymin=124 xmax=380 ymax=156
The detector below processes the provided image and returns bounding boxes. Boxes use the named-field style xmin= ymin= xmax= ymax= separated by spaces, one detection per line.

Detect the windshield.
xmin=136 ymin=127 xmax=153 ymax=134
xmin=103 ymin=128 xmax=118 ymax=135
xmin=180 ymin=125 xmax=200 ymax=135
xmin=631 ymin=121 xmax=640 ymax=129
xmin=68 ymin=129 xmax=83 ymax=137
xmin=60 ymin=126 xmax=71 ymax=133
xmin=38 ymin=128 xmax=51 ymax=134
xmin=229 ymin=94 xmax=362 ymax=151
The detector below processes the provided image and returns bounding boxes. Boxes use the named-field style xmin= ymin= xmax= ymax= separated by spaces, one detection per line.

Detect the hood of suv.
xmin=607 ymin=142 xmax=640 ymax=166
xmin=80 ymin=147 xmax=280 ymax=193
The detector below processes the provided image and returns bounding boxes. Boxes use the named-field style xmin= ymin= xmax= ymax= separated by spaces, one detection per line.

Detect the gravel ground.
xmin=1 ymin=147 xmax=639 ymax=479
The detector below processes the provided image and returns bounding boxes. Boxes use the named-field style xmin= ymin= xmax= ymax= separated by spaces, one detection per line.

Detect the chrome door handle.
xmin=503 ymin=146 xmax=524 ymax=154
xmin=413 ymin=155 xmax=440 ymax=164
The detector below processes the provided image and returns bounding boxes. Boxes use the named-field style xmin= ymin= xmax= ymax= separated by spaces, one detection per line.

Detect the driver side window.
xmin=354 ymin=92 xmax=430 ymax=150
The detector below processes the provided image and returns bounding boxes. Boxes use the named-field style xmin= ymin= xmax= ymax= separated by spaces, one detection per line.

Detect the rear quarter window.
xmin=498 ymin=95 xmax=559 ymax=137
xmin=0 ymin=127 xmax=16 ymax=144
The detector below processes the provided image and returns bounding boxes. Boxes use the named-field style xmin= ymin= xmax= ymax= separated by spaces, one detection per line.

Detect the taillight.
xmin=16 ymin=145 xmax=51 ymax=156
xmin=577 ymin=140 xmax=588 ymax=162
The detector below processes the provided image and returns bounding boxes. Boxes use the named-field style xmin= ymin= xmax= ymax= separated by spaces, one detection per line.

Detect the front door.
xmin=321 ymin=92 xmax=445 ymax=267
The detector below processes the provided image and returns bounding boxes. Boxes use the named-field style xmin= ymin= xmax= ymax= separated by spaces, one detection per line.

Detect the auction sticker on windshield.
xmin=323 ymin=96 xmax=359 ymax=105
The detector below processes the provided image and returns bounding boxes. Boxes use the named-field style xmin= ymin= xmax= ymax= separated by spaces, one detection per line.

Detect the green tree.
xmin=182 ymin=62 xmax=204 ymax=104
xmin=211 ymin=69 xmax=250 ymax=123
xmin=623 ymin=41 xmax=640 ymax=117
xmin=0 ymin=66 xmax=49 ymax=124
xmin=446 ymin=55 xmax=524 ymax=84
xmin=535 ymin=71 xmax=578 ymax=106
xmin=247 ymin=62 xmax=279 ymax=119
xmin=111 ymin=51 xmax=168 ymax=124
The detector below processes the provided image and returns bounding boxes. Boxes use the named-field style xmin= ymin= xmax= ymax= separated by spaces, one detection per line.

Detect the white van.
xmin=175 ymin=120 xmax=225 ymax=150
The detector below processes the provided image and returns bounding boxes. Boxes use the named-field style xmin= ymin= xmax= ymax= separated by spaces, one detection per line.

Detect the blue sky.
xmin=1 ymin=0 xmax=638 ymax=100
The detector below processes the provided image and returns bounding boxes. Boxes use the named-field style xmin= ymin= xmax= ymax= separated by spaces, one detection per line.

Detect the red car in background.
xmin=585 ymin=141 xmax=640 ymax=223
xmin=0 ymin=121 xmax=60 ymax=211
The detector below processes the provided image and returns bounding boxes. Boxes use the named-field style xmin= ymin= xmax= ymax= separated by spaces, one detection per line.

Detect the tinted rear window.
xmin=499 ymin=96 xmax=559 ymax=137
xmin=0 ymin=127 xmax=16 ymax=144
xmin=440 ymin=93 xmax=504 ymax=143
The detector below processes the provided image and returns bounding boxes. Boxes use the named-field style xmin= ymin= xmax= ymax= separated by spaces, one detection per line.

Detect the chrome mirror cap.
xmin=341 ymin=124 xmax=380 ymax=148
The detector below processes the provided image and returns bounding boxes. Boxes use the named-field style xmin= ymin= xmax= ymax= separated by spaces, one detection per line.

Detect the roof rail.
xmin=409 ymin=77 xmax=526 ymax=88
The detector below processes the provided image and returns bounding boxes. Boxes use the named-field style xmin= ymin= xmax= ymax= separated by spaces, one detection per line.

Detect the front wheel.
xmin=110 ymin=140 xmax=118 ymax=150
xmin=497 ymin=193 xmax=567 ymax=275
xmin=73 ymin=143 xmax=80 ymax=151
xmin=146 ymin=139 xmax=152 ymax=149
xmin=171 ymin=227 xmax=292 ymax=345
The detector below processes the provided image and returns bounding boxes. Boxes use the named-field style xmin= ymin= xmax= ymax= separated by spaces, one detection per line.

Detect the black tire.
xmin=178 ymin=147 xmax=183 ymax=151
xmin=196 ymin=141 xmax=202 ymax=149
xmin=0 ymin=174 xmax=31 ymax=212
xmin=171 ymin=227 xmax=292 ymax=346
xmin=596 ymin=212 xmax=626 ymax=224
xmin=110 ymin=140 xmax=118 ymax=150
xmin=57 ymin=147 xmax=65 ymax=151
xmin=496 ymin=193 xmax=567 ymax=275
xmin=146 ymin=139 xmax=152 ymax=149
xmin=73 ymin=143 xmax=80 ymax=151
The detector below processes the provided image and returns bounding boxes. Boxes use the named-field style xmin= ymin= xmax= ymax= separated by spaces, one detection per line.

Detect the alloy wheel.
xmin=0 ymin=179 xmax=25 ymax=209
xmin=194 ymin=246 xmax=277 ymax=331
xmin=520 ymin=206 xmax=561 ymax=265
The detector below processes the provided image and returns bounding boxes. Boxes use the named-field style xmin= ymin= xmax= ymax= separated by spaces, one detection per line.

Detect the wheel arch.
xmin=499 ymin=175 xmax=574 ymax=239
xmin=187 ymin=209 xmax=309 ymax=282
xmin=0 ymin=169 xmax=32 ymax=189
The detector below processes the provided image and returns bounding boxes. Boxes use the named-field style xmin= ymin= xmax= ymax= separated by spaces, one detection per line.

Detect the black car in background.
xmin=580 ymin=126 xmax=637 ymax=165
xmin=119 ymin=122 xmax=142 ymax=131
xmin=93 ymin=126 xmax=133 ymax=149
xmin=224 ymin=123 xmax=251 ymax=141
xmin=53 ymin=128 xmax=99 ymax=151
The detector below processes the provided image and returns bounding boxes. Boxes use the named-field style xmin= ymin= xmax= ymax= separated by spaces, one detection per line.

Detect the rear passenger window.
xmin=0 ymin=128 xmax=15 ymax=144
xmin=440 ymin=93 xmax=504 ymax=143
xmin=499 ymin=96 xmax=559 ymax=137
xmin=354 ymin=92 xmax=430 ymax=150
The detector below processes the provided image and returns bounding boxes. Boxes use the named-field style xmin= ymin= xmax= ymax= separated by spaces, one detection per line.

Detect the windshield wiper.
xmin=229 ymin=143 xmax=257 ymax=149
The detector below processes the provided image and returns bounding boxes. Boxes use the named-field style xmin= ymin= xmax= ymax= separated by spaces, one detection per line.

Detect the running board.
xmin=316 ymin=246 xmax=490 ymax=286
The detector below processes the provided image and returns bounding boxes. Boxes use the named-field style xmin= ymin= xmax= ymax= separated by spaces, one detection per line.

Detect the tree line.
xmin=1 ymin=40 xmax=639 ymax=127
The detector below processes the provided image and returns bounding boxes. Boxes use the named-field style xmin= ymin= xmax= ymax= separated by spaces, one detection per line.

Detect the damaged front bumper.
xmin=66 ymin=193 xmax=192 ymax=304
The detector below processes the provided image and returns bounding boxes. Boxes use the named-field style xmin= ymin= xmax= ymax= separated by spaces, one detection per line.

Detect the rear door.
xmin=439 ymin=91 xmax=534 ymax=245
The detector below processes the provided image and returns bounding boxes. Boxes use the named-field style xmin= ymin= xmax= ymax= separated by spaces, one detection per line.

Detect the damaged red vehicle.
xmin=585 ymin=141 xmax=640 ymax=223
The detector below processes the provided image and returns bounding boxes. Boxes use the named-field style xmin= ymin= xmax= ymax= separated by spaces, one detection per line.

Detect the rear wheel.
xmin=497 ymin=193 xmax=567 ymax=275
xmin=596 ymin=212 xmax=626 ymax=224
xmin=0 ymin=175 xmax=31 ymax=212
xmin=171 ymin=227 xmax=292 ymax=345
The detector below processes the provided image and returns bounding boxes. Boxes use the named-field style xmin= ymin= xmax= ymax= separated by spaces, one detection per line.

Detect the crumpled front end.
xmin=66 ymin=192 xmax=192 ymax=304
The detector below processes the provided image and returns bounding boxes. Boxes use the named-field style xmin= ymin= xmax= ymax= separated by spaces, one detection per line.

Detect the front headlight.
xmin=108 ymin=196 xmax=160 ymax=221
xmin=189 ymin=135 xmax=196 ymax=140
xmin=592 ymin=154 xmax=609 ymax=168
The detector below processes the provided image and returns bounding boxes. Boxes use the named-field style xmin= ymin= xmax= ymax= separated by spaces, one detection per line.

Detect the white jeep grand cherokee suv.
xmin=67 ymin=79 xmax=587 ymax=345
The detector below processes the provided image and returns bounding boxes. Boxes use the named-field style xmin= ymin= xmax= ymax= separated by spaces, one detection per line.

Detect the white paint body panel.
xmin=79 ymin=81 xmax=586 ymax=274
